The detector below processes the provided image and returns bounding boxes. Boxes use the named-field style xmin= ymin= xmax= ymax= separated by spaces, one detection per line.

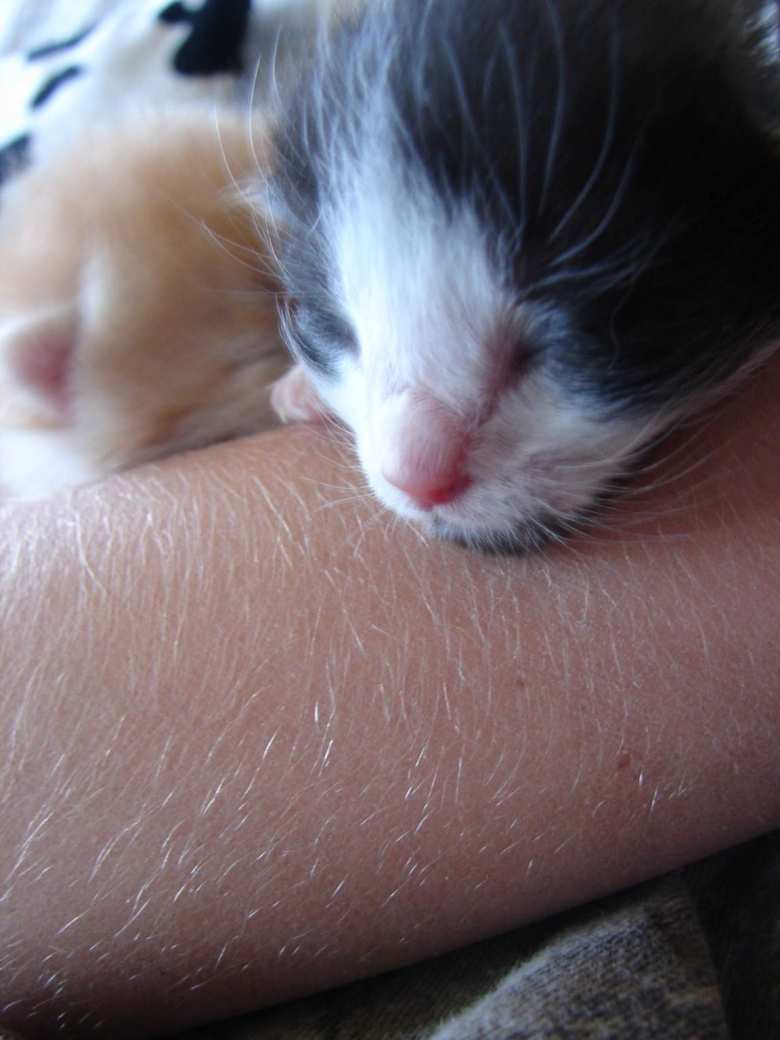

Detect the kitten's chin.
xmin=367 ymin=470 xmax=590 ymax=554
xmin=427 ymin=514 xmax=568 ymax=555
xmin=369 ymin=486 xmax=571 ymax=555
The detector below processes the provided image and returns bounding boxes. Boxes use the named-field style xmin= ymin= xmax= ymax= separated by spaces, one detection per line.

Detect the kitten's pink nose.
xmin=378 ymin=389 xmax=472 ymax=510
xmin=383 ymin=470 xmax=472 ymax=509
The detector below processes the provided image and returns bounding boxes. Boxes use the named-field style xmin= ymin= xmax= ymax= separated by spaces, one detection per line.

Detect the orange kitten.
xmin=0 ymin=107 xmax=288 ymax=497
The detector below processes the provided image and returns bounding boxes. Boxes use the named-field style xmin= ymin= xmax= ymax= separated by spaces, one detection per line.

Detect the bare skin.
xmin=0 ymin=356 xmax=779 ymax=1038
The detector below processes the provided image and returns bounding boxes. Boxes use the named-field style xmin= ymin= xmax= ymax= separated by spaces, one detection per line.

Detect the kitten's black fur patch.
xmin=289 ymin=299 xmax=357 ymax=374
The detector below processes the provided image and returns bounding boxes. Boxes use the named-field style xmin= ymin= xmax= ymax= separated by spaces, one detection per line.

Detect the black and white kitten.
xmin=269 ymin=0 xmax=780 ymax=551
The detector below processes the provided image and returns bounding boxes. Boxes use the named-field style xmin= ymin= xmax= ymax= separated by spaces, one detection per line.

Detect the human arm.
xmin=1 ymin=358 xmax=779 ymax=1038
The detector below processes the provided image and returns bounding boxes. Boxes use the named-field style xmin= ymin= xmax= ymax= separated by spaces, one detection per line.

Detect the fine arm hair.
xmin=0 ymin=356 xmax=779 ymax=1037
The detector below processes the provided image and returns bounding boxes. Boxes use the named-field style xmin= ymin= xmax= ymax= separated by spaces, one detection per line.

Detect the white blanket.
xmin=0 ymin=0 xmax=299 ymax=187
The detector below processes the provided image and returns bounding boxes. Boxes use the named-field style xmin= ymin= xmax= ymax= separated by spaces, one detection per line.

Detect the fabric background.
xmin=176 ymin=831 xmax=780 ymax=1040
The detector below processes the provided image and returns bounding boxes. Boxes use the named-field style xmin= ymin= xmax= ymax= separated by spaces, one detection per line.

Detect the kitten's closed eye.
xmin=282 ymin=300 xmax=358 ymax=374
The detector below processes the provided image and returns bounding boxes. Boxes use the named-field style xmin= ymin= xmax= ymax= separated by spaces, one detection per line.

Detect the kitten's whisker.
xmin=550 ymin=12 xmax=620 ymax=242
xmin=552 ymin=115 xmax=648 ymax=268
xmin=194 ymin=220 xmax=270 ymax=277
xmin=211 ymin=109 xmax=250 ymax=207
xmin=539 ymin=0 xmax=568 ymax=214
xmin=245 ymin=51 xmax=269 ymax=179
xmin=264 ymin=22 xmax=286 ymax=114
xmin=441 ymin=32 xmax=514 ymax=232
xmin=498 ymin=20 xmax=530 ymax=236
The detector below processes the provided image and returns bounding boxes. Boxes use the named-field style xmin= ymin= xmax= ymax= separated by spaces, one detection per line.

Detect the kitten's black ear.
xmin=0 ymin=306 xmax=78 ymax=424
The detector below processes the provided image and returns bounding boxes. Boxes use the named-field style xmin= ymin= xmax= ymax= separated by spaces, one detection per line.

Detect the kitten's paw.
xmin=271 ymin=364 xmax=331 ymax=423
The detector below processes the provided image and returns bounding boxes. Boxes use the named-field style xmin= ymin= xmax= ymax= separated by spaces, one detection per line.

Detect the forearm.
xmin=1 ymin=363 xmax=779 ymax=1038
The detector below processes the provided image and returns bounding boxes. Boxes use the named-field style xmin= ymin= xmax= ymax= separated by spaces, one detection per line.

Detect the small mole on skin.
xmin=616 ymin=751 xmax=632 ymax=773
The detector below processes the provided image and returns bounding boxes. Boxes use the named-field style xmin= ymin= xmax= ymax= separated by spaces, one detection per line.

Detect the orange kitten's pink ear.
xmin=0 ymin=308 xmax=77 ymax=424
xmin=271 ymin=364 xmax=332 ymax=423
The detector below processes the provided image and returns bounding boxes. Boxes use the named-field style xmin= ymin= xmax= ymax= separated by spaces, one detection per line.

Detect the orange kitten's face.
xmin=0 ymin=110 xmax=288 ymax=497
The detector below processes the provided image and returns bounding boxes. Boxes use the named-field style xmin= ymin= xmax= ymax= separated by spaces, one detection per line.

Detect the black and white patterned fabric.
xmin=0 ymin=0 xmax=287 ymax=189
